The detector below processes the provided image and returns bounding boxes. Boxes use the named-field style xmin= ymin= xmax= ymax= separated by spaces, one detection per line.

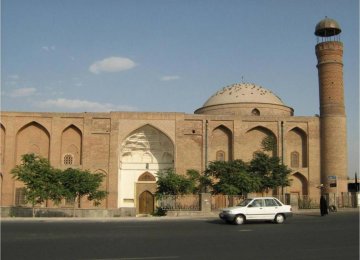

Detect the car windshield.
xmin=237 ymin=199 xmax=253 ymax=207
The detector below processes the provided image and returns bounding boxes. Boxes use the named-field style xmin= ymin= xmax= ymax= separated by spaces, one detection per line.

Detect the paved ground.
xmin=1 ymin=211 xmax=359 ymax=260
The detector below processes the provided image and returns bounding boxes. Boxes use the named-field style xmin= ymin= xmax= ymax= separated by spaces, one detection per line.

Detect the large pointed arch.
xmin=61 ymin=124 xmax=83 ymax=165
xmin=286 ymin=127 xmax=308 ymax=168
xmin=118 ymin=124 xmax=174 ymax=209
xmin=210 ymin=124 xmax=233 ymax=161
xmin=16 ymin=121 xmax=50 ymax=162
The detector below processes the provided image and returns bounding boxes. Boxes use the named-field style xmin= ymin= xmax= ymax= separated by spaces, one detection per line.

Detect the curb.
xmin=1 ymin=208 xmax=358 ymax=222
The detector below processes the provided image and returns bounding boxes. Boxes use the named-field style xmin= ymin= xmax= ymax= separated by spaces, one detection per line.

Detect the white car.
xmin=219 ymin=197 xmax=293 ymax=225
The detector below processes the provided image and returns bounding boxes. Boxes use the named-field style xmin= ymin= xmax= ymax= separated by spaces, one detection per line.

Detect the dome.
xmin=194 ymin=83 xmax=293 ymax=116
xmin=315 ymin=17 xmax=341 ymax=37
xmin=202 ymin=83 xmax=285 ymax=107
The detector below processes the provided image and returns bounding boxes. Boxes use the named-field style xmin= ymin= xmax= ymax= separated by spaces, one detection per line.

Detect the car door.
xmin=262 ymin=198 xmax=278 ymax=220
xmin=245 ymin=199 xmax=265 ymax=220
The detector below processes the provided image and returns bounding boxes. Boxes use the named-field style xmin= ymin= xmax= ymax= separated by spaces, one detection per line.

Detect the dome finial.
xmin=315 ymin=17 xmax=341 ymax=37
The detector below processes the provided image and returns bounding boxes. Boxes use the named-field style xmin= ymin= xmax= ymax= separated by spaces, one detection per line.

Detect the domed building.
xmin=195 ymin=83 xmax=293 ymax=116
xmin=0 ymin=18 xmax=348 ymax=216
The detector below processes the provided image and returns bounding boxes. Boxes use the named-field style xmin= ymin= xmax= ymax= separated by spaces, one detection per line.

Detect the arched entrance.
xmin=118 ymin=124 xmax=174 ymax=209
xmin=139 ymin=191 xmax=154 ymax=214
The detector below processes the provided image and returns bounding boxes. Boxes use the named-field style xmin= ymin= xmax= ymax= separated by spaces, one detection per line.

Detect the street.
xmin=1 ymin=212 xmax=359 ymax=260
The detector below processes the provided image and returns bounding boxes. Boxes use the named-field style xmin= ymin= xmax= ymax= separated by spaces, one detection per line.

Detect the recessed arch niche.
xmin=286 ymin=127 xmax=308 ymax=168
xmin=61 ymin=125 xmax=82 ymax=165
xmin=16 ymin=121 xmax=50 ymax=163
xmin=289 ymin=172 xmax=308 ymax=195
xmin=210 ymin=125 xmax=233 ymax=161
xmin=244 ymin=126 xmax=277 ymax=161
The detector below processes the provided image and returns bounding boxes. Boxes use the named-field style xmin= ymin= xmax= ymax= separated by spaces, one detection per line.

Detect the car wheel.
xmin=274 ymin=214 xmax=285 ymax=224
xmin=234 ymin=215 xmax=245 ymax=225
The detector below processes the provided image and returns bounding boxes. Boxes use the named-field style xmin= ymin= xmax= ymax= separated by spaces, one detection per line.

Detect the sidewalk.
xmin=1 ymin=207 xmax=358 ymax=222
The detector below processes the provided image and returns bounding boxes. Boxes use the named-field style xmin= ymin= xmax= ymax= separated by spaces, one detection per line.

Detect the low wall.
xmin=1 ymin=207 xmax=136 ymax=218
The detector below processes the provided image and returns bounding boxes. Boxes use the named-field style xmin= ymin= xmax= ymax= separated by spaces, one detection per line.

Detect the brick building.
xmin=0 ymin=18 xmax=348 ymax=216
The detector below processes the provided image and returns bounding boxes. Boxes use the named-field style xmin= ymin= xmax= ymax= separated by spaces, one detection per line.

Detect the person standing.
xmin=320 ymin=195 xmax=328 ymax=216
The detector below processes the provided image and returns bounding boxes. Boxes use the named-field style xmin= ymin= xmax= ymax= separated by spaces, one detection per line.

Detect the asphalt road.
xmin=1 ymin=212 xmax=359 ymax=260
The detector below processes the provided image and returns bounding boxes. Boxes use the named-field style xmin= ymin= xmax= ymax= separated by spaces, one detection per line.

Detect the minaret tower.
xmin=315 ymin=17 xmax=348 ymax=194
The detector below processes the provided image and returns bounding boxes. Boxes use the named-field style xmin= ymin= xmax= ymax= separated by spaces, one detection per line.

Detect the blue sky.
xmin=1 ymin=0 xmax=359 ymax=177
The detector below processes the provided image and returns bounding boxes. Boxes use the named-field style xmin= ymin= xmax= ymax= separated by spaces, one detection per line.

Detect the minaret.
xmin=315 ymin=17 xmax=348 ymax=194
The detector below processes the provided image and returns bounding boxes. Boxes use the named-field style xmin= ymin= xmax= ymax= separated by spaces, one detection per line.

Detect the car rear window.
xmin=265 ymin=199 xmax=278 ymax=207
xmin=273 ymin=198 xmax=283 ymax=206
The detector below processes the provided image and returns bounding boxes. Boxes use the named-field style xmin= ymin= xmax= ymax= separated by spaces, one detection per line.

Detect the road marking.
xmin=93 ymin=256 xmax=179 ymax=260
xmin=238 ymin=229 xmax=252 ymax=232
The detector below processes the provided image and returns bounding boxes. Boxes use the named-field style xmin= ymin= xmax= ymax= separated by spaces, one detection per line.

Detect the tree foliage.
xmin=261 ymin=135 xmax=277 ymax=153
xmin=11 ymin=154 xmax=63 ymax=214
xmin=11 ymin=154 xmax=108 ymax=216
xmin=205 ymin=160 xmax=261 ymax=195
xmin=156 ymin=169 xmax=199 ymax=195
xmin=60 ymin=168 xmax=107 ymax=208
xmin=249 ymin=152 xmax=291 ymax=192
xmin=155 ymin=151 xmax=291 ymax=196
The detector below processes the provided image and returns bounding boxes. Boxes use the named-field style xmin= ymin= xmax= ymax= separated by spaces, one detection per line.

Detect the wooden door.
xmin=139 ymin=191 xmax=154 ymax=214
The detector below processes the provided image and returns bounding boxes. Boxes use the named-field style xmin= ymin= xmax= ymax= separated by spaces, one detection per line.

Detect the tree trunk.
xmin=32 ymin=204 xmax=35 ymax=218
xmin=78 ymin=195 xmax=81 ymax=208
xmin=73 ymin=195 xmax=81 ymax=217
xmin=72 ymin=197 xmax=77 ymax=218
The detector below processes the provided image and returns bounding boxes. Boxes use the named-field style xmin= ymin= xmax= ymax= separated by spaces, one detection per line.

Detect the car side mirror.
xmin=248 ymin=205 xmax=253 ymax=208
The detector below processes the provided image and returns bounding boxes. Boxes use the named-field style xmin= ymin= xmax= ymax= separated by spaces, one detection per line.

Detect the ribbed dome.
xmin=202 ymin=83 xmax=285 ymax=107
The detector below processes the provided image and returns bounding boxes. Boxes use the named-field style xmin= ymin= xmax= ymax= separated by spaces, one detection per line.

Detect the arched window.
xmin=291 ymin=151 xmax=299 ymax=168
xmin=138 ymin=172 xmax=156 ymax=182
xmin=63 ymin=154 xmax=74 ymax=165
xmin=252 ymin=108 xmax=260 ymax=116
xmin=216 ymin=150 xmax=225 ymax=161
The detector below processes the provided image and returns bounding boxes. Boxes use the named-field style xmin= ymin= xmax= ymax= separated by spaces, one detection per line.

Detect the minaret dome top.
xmin=315 ymin=17 xmax=341 ymax=37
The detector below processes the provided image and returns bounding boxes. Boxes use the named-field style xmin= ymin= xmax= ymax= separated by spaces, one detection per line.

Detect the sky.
xmin=1 ymin=0 xmax=359 ymax=177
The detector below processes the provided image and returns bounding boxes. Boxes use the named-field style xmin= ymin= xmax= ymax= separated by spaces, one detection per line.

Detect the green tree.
xmin=155 ymin=169 xmax=197 ymax=196
xmin=11 ymin=153 xmax=63 ymax=217
xmin=249 ymin=152 xmax=291 ymax=193
xmin=185 ymin=169 xmax=212 ymax=193
xmin=60 ymin=168 xmax=107 ymax=214
xmin=261 ymin=135 xmax=277 ymax=153
xmin=205 ymin=160 xmax=261 ymax=195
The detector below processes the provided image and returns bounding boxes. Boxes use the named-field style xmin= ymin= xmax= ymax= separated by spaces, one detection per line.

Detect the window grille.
xmin=63 ymin=154 xmax=74 ymax=165
xmin=15 ymin=188 xmax=26 ymax=205
xmin=291 ymin=151 xmax=300 ymax=168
